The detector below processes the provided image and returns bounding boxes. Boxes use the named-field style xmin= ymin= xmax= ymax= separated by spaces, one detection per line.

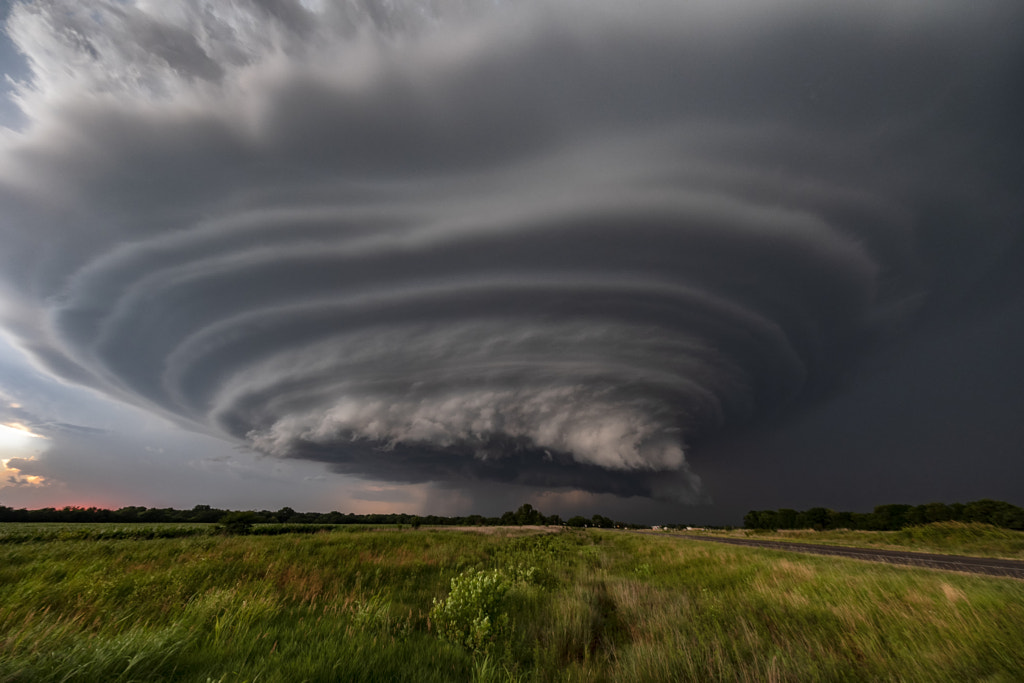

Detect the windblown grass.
xmin=0 ymin=523 xmax=213 ymax=544
xmin=1 ymin=526 xmax=1022 ymax=681
xmin=699 ymin=522 xmax=1024 ymax=559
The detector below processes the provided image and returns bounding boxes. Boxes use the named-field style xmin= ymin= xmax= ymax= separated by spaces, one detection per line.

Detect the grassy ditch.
xmin=688 ymin=522 xmax=1024 ymax=560
xmin=1 ymin=526 xmax=1022 ymax=681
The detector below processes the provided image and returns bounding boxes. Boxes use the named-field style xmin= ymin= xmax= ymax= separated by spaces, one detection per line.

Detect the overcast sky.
xmin=0 ymin=0 xmax=1022 ymax=525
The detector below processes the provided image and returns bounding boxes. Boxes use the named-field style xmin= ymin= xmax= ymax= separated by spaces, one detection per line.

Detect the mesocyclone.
xmin=1 ymin=0 xmax=1021 ymax=498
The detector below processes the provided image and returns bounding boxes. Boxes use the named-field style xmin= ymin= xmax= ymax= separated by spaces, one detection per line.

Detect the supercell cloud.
xmin=0 ymin=0 xmax=1021 ymax=500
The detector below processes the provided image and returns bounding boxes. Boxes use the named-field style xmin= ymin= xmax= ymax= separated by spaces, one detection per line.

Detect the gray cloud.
xmin=1 ymin=0 xmax=1022 ymax=503
xmin=0 ymin=393 xmax=104 ymax=439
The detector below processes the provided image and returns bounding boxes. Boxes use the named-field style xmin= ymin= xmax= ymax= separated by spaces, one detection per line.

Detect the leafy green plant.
xmin=430 ymin=568 xmax=512 ymax=652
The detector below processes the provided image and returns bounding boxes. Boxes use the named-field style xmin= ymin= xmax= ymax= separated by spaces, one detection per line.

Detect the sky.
xmin=0 ymin=0 xmax=1022 ymax=525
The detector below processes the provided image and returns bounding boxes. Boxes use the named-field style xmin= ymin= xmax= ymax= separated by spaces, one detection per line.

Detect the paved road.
xmin=657 ymin=533 xmax=1024 ymax=579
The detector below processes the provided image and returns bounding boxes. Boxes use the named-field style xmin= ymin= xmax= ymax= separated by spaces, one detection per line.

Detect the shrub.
xmin=430 ymin=568 xmax=511 ymax=652
xmin=217 ymin=511 xmax=260 ymax=535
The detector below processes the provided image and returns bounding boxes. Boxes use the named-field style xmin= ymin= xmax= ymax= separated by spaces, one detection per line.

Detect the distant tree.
xmin=219 ymin=511 xmax=260 ymax=535
xmin=743 ymin=510 xmax=776 ymax=530
xmin=512 ymin=503 xmax=545 ymax=525
xmin=872 ymin=504 xmax=912 ymax=530
xmin=799 ymin=507 xmax=831 ymax=531
xmin=922 ymin=502 xmax=953 ymax=524
xmin=274 ymin=507 xmax=297 ymax=523
xmin=776 ymin=509 xmax=798 ymax=529
xmin=849 ymin=512 xmax=873 ymax=530
xmin=949 ymin=503 xmax=966 ymax=521
xmin=828 ymin=510 xmax=854 ymax=529
xmin=905 ymin=505 xmax=927 ymax=527
xmin=963 ymin=499 xmax=1012 ymax=526
xmin=999 ymin=506 xmax=1024 ymax=530
xmin=746 ymin=511 xmax=763 ymax=530
xmin=116 ymin=506 xmax=143 ymax=522
xmin=566 ymin=515 xmax=588 ymax=527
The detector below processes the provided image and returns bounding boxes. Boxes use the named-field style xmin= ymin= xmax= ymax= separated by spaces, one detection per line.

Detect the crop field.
xmin=1 ymin=525 xmax=1023 ymax=682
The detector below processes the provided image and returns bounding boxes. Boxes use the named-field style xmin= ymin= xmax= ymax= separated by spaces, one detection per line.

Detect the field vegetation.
xmin=693 ymin=522 xmax=1024 ymax=560
xmin=1 ymin=526 xmax=1023 ymax=682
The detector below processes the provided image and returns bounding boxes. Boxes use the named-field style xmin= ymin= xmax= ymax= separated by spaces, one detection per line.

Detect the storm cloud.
xmin=1 ymin=0 xmax=1022 ymax=502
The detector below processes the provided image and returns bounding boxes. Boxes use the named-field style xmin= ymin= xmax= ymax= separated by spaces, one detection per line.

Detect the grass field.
xmin=1 ymin=525 xmax=1023 ymax=682
xmin=0 ymin=523 xmax=213 ymax=544
xmin=688 ymin=522 xmax=1024 ymax=560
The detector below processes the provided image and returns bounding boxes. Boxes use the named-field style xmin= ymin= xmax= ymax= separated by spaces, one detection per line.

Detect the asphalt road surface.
xmin=659 ymin=533 xmax=1024 ymax=579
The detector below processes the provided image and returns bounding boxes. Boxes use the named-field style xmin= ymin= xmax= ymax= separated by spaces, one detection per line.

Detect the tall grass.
xmin=709 ymin=522 xmax=1024 ymax=559
xmin=0 ymin=523 xmax=212 ymax=544
xmin=1 ymin=526 xmax=1022 ymax=681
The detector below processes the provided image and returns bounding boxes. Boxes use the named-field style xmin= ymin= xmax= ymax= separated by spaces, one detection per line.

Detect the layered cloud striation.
xmin=1 ymin=0 xmax=1021 ymax=498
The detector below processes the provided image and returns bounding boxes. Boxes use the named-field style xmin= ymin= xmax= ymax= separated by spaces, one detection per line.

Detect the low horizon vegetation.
xmin=743 ymin=499 xmax=1024 ymax=532
xmin=0 ymin=502 xmax=641 ymax=530
xmin=4 ymin=498 xmax=1022 ymax=533
xmin=2 ymin=525 xmax=1023 ymax=681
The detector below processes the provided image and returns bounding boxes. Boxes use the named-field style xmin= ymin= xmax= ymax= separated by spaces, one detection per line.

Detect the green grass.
xmin=0 ymin=523 xmax=214 ymax=544
xmin=693 ymin=522 xmax=1024 ymax=559
xmin=1 ymin=526 xmax=1023 ymax=681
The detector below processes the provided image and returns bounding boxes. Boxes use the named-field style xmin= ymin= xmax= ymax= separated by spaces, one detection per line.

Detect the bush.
xmin=430 ymin=568 xmax=511 ymax=653
xmin=217 ymin=511 xmax=260 ymax=535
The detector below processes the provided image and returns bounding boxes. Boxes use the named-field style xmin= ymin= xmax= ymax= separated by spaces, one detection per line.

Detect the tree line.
xmin=743 ymin=499 xmax=1024 ymax=531
xmin=0 ymin=502 xmax=646 ymax=529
